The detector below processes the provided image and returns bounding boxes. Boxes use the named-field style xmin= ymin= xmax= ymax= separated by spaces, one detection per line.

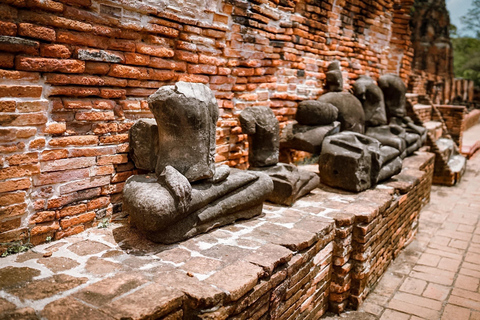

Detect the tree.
xmin=452 ymin=37 xmax=480 ymax=86
xmin=460 ymin=0 xmax=480 ymax=38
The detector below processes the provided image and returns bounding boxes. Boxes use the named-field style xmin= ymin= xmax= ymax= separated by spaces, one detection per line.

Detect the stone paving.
xmin=323 ymin=151 xmax=480 ymax=320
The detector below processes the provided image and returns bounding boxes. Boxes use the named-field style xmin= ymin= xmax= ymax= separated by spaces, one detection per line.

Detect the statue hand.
xmin=159 ymin=166 xmax=192 ymax=214
xmin=209 ymin=165 xmax=230 ymax=183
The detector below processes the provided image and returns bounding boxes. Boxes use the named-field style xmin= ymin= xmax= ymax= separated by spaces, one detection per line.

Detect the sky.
xmin=446 ymin=0 xmax=474 ymax=36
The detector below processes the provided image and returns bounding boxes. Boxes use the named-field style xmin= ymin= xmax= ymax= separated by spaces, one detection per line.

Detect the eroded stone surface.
xmin=73 ymin=273 xmax=147 ymax=307
xmin=0 ymin=266 xmax=40 ymax=289
xmin=85 ymin=257 xmax=122 ymax=275
xmin=37 ymin=257 xmax=79 ymax=272
xmin=67 ymin=240 xmax=111 ymax=256
xmin=42 ymin=297 xmax=114 ymax=320
xmin=7 ymin=274 xmax=87 ymax=301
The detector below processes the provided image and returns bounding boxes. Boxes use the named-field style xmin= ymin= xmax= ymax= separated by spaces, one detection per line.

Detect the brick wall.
xmin=0 ymin=0 xmax=420 ymax=249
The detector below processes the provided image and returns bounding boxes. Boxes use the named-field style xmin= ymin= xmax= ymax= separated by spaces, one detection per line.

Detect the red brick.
xmin=93 ymin=123 xmax=118 ymax=134
xmin=0 ymin=101 xmax=15 ymax=112
xmin=187 ymin=64 xmax=217 ymax=75
xmin=41 ymin=157 xmax=96 ymax=172
xmin=6 ymin=153 xmax=38 ymax=166
xmin=30 ymin=221 xmax=60 ymax=236
xmin=15 ymin=101 xmax=46 ymax=113
xmin=45 ymin=73 xmax=104 ymax=86
xmin=29 ymin=138 xmax=46 ymax=150
xmin=60 ymin=99 xmax=92 ymax=110
xmin=111 ymin=171 xmax=134 ymax=183
xmin=55 ymin=225 xmax=84 ymax=240
xmin=29 ymin=210 xmax=56 ymax=224
xmin=100 ymin=88 xmax=126 ymax=99
xmin=16 ymin=56 xmax=85 ymax=73
xmin=48 ymin=187 xmax=101 ymax=209
xmin=99 ymin=134 xmax=129 ymax=145
xmin=0 ymin=112 xmax=47 ymax=126
xmin=57 ymin=203 xmax=87 ymax=218
xmin=60 ymin=211 xmax=95 ymax=229
xmin=0 ymin=85 xmax=42 ymax=98
xmin=41 ymin=149 xmax=68 ymax=161
xmin=34 ymin=168 xmax=90 ymax=186
xmin=40 ymin=43 xmax=72 ymax=58
xmin=48 ymin=86 xmax=101 ymax=97
xmin=0 ymin=21 xmax=17 ymax=36
xmin=85 ymin=62 xmax=110 ymax=75
xmin=45 ymin=123 xmax=66 ymax=135
xmin=60 ymin=175 xmax=111 ymax=194
xmin=68 ymin=146 xmax=116 ymax=158
xmin=175 ymin=50 xmax=199 ymax=63
xmin=0 ymin=36 xmax=39 ymax=55
xmin=16 ymin=128 xmax=37 ymax=139
xmin=91 ymin=165 xmax=114 ymax=176
xmin=101 ymin=182 xmax=124 ymax=195
xmin=136 ymin=43 xmax=174 ymax=58
xmin=18 ymin=23 xmax=56 ymax=41
xmin=0 ymin=164 xmax=40 ymax=181
xmin=0 ymin=178 xmax=31 ymax=193
xmin=0 ymin=218 xmax=21 ymax=233
xmin=49 ymin=135 xmax=98 ymax=147
xmin=93 ymin=100 xmax=116 ymax=110
xmin=75 ymin=111 xmax=115 ymax=121
xmin=0 ymin=203 xmax=27 ymax=219
xmin=146 ymin=24 xmax=180 ymax=38
xmin=149 ymin=57 xmax=186 ymax=71
xmin=0 ymin=192 xmax=25 ymax=206
xmin=108 ymin=64 xmax=148 ymax=79
xmin=97 ymin=154 xmax=128 ymax=165
xmin=125 ymin=53 xmax=150 ymax=66
xmin=87 ymin=196 xmax=110 ymax=210
xmin=0 ymin=52 xmax=14 ymax=68
xmin=176 ymin=73 xmax=209 ymax=84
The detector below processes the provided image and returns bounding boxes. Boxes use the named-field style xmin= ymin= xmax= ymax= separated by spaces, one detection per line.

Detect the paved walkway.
xmin=324 ymin=150 xmax=480 ymax=319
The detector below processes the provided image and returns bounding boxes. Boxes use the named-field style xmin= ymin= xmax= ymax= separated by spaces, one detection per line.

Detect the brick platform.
xmin=323 ymin=148 xmax=480 ymax=320
xmin=0 ymin=152 xmax=433 ymax=319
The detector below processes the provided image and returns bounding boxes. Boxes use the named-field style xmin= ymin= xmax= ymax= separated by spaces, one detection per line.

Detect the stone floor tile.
xmin=392 ymin=292 xmax=442 ymax=311
xmin=460 ymin=267 xmax=480 ymax=278
xmin=455 ymin=274 xmax=480 ymax=291
xmin=422 ymin=283 xmax=451 ymax=301
xmin=85 ymin=256 xmax=122 ymax=275
xmin=448 ymin=295 xmax=480 ymax=311
xmin=102 ymin=283 xmax=184 ymax=319
xmin=37 ymin=256 xmax=80 ymax=272
xmin=6 ymin=274 xmax=88 ymax=301
xmin=417 ymin=253 xmax=441 ymax=267
xmin=437 ymin=257 xmax=462 ymax=272
xmin=0 ymin=266 xmax=41 ymax=289
xmin=379 ymin=309 xmax=410 ymax=320
xmin=399 ymin=278 xmax=427 ymax=295
xmin=441 ymin=304 xmax=471 ymax=320
xmin=42 ymin=297 xmax=114 ymax=320
xmin=67 ymin=240 xmax=112 ymax=256
xmin=465 ymin=253 xmax=480 ymax=265
xmin=457 ymin=224 xmax=476 ymax=233
xmin=449 ymin=239 xmax=469 ymax=250
xmin=387 ymin=299 xmax=440 ymax=320
xmin=360 ymin=302 xmax=384 ymax=316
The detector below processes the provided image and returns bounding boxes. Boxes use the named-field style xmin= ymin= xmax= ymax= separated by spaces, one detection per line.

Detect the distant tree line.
xmin=451 ymin=0 xmax=480 ymax=86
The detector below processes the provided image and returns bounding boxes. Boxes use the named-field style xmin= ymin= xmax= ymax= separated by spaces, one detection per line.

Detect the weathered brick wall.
xmin=0 ymin=0 xmax=418 ymax=249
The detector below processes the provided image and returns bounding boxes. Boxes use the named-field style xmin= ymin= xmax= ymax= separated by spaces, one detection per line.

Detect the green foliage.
xmin=452 ymin=37 xmax=480 ymax=86
xmin=97 ymin=218 xmax=110 ymax=229
xmin=1 ymin=242 xmax=33 ymax=257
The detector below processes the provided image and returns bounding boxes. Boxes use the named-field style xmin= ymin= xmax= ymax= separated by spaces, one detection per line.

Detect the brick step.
xmin=423 ymin=121 xmax=443 ymax=141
